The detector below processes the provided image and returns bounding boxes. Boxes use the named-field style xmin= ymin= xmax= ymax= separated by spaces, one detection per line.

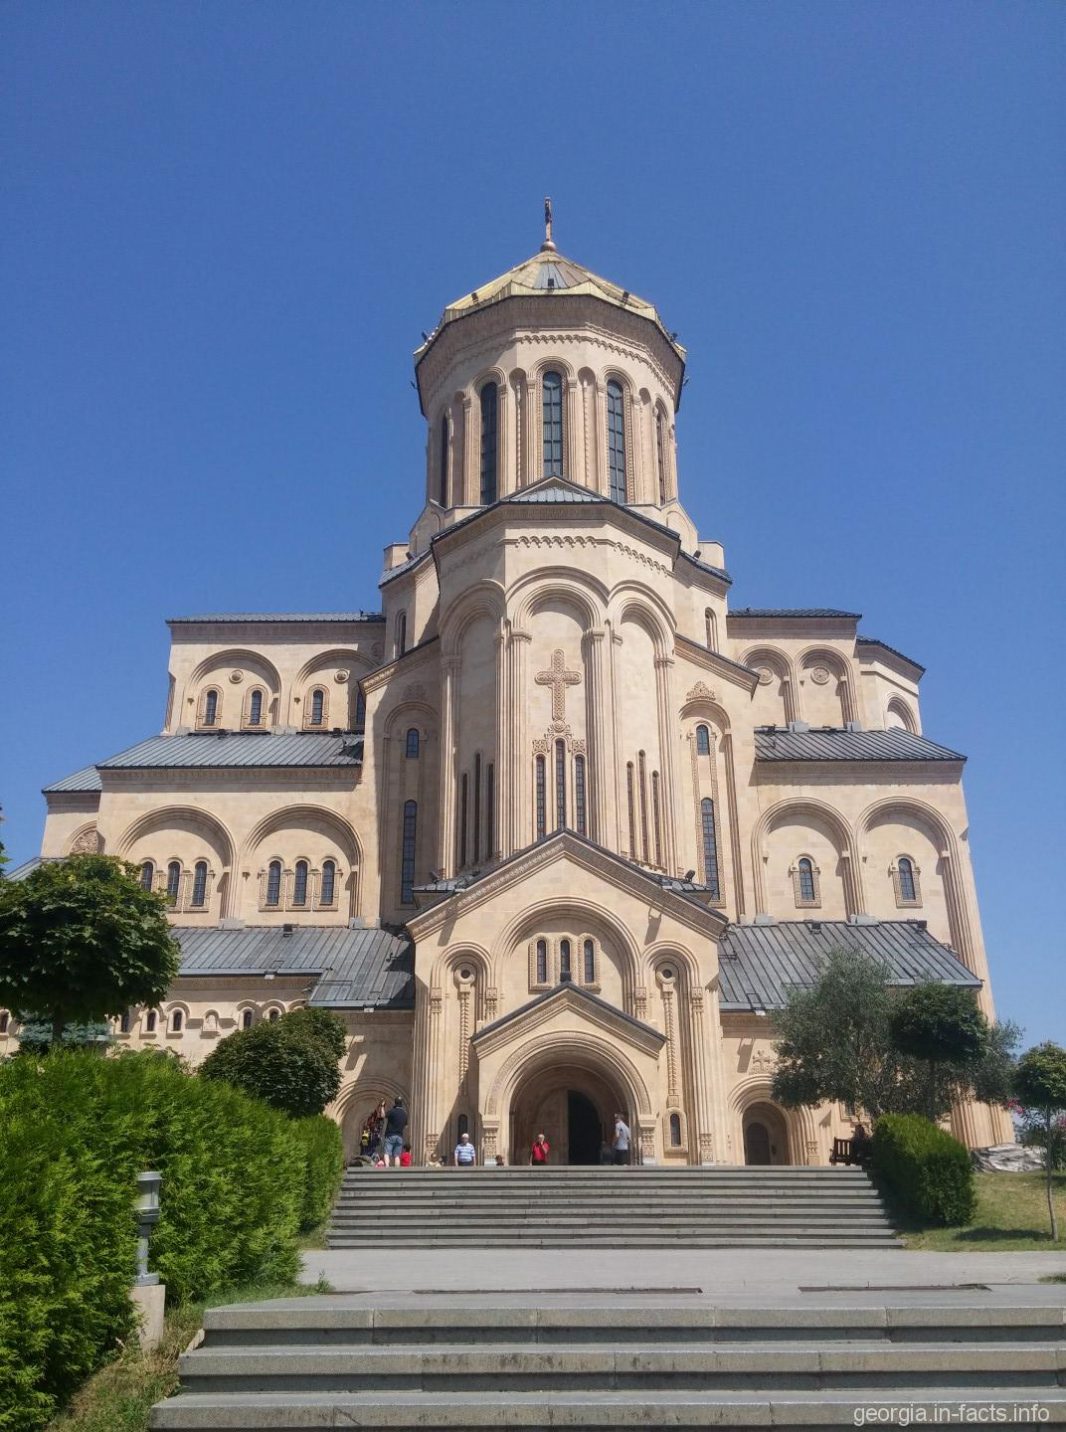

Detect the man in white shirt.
xmin=612 ymin=1112 xmax=631 ymax=1167
xmin=453 ymin=1132 xmax=476 ymax=1167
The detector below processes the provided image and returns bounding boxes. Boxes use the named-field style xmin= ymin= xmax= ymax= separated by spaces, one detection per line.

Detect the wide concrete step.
xmin=150 ymin=1387 xmax=1066 ymax=1429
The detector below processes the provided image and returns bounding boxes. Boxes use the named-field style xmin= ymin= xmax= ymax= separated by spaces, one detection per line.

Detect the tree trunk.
xmin=1047 ymin=1115 xmax=1059 ymax=1243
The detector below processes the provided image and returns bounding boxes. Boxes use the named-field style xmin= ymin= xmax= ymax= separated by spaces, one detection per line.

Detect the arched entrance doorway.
xmin=742 ymin=1101 xmax=790 ymax=1165
xmin=511 ymin=1063 xmax=624 ymax=1165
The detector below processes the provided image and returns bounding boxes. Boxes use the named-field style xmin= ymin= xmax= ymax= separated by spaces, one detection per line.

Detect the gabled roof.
xmin=96 ymin=731 xmax=364 ymax=771
xmin=43 ymin=764 xmax=103 ymax=794
xmin=167 ymin=612 xmax=381 ymax=625
xmin=174 ymin=925 xmax=413 ymax=1009
xmin=472 ymin=981 xmax=665 ymax=1048
xmin=753 ymin=727 xmax=963 ymax=763
xmin=506 ymin=477 xmax=607 ymax=505
xmin=730 ymin=608 xmax=861 ymax=620
xmin=718 ymin=919 xmax=980 ymax=1012
xmin=856 ymin=636 xmax=926 ymax=675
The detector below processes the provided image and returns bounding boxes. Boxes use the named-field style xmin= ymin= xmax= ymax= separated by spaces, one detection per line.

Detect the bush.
xmin=872 ymin=1112 xmax=976 ymax=1227
xmin=200 ymin=1009 xmax=344 ymax=1118
xmin=292 ymin=1114 xmax=344 ymax=1231
xmin=0 ymin=1049 xmax=318 ymax=1430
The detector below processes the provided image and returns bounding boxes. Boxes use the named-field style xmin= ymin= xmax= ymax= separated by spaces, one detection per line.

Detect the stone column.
xmin=583 ymin=629 xmax=610 ymax=844
xmin=686 ymin=986 xmax=717 ymax=1164
xmin=498 ymin=380 xmax=512 ymax=497
xmin=510 ymin=630 xmax=531 ymax=849
xmin=462 ymin=395 xmax=476 ymax=505
xmin=654 ymin=655 xmax=678 ymax=872
xmin=439 ymin=656 xmax=461 ymax=874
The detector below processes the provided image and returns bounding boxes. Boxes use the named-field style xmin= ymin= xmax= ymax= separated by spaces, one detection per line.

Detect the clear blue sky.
xmin=3 ymin=3 xmax=1063 ymax=1045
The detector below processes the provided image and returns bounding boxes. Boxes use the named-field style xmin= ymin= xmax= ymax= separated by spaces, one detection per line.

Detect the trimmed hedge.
xmin=872 ymin=1112 xmax=976 ymax=1227
xmin=0 ymin=1049 xmax=342 ymax=1431
xmin=200 ymin=1011 xmax=344 ymax=1118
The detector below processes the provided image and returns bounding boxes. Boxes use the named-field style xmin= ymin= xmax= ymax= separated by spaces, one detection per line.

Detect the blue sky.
xmin=3 ymin=3 xmax=1063 ymax=1045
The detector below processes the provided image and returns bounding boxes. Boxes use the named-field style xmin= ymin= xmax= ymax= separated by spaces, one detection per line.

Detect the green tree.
xmin=0 ymin=855 xmax=180 ymax=1045
xmin=889 ymin=983 xmax=1011 ymax=1121
xmin=199 ymin=1007 xmax=344 ymax=1118
xmin=1013 ymin=1042 xmax=1066 ymax=1242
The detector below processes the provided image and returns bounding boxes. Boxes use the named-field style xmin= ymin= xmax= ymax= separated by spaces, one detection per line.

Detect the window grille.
xmin=400 ymin=800 xmax=417 ymax=903
xmin=607 ymin=380 xmax=626 ymax=502
xmin=574 ymin=754 xmax=587 ymax=836
xmin=542 ymin=371 xmax=563 ymax=476
xmin=535 ymin=755 xmax=546 ymax=839
xmin=701 ymin=798 xmax=721 ymax=898
xmin=320 ymin=860 xmax=336 ymax=906
xmin=293 ymin=860 xmax=308 ymax=906
xmin=266 ymin=860 xmax=282 ymax=907
xmin=405 ymin=728 xmax=419 ymax=758
xmin=191 ymin=860 xmax=208 ymax=908
xmin=480 ymin=382 xmax=498 ymax=503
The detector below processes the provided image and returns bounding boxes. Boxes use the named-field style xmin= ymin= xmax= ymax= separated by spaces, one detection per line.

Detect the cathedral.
xmin=7 ymin=218 xmax=1012 ymax=1164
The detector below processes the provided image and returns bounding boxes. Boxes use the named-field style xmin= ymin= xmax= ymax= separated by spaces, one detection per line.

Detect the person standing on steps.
xmin=383 ymin=1096 xmax=408 ymax=1167
xmin=529 ymin=1132 xmax=551 ymax=1166
xmin=612 ymin=1112 xmax=631 ymax=1167
xmin=453 ymin=1131 xmax=476 ymax=1167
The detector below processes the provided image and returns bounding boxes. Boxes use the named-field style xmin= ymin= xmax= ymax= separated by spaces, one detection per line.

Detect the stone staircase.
xmin=326 ymin=1165 xmax=900 ymax=1248
xmin=150 ymin=1294 xmax=1066 ymax=1428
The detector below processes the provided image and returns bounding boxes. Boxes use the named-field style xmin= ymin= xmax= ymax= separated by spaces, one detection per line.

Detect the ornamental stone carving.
xmin=809 ymin=666 xmax=831 ymax=685
xmin=755 ymin=667 xmax=774 ymax=686
xmin=69 ymin=827 xmax=101 ymax=855
xmin=335 ymin=670 xmax=350 ymax=683
xmin=229 ymin=670 xmax=243 ymax=684
xmin=685 ymin=680 xmax=719 ymax=704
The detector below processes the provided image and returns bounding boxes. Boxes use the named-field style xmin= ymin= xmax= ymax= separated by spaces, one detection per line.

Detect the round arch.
xmin=510 ymin=568 xmax=607 ymax=631
xmin=116 ymin=806 xmax=236 ymax=868
xmin=187 ymin=648 xmax=282 ymax=692
xmin=484 ymin=1028 xmax=655 ymax=1125
xmin=750 ymin=797 xmax=862 ymax=916
xmin=440 ymin=582 xmax=506 ymax=658
xmin=492 ymin=897 xmax=644 ymax=1005
xmin=886 ymin=696 xmax=918 ymax=733
xmin=294 ymin=648 xmax=373 ymax=688
xmin=240 ymin=805 xmax=362 ymax=868
xmin=612 ymin=589 xmax=677 ymax=657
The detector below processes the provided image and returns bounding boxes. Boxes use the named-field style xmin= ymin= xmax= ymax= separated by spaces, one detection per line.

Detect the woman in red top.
xmin=529 ymin=1132 xmax=550 ymax=1165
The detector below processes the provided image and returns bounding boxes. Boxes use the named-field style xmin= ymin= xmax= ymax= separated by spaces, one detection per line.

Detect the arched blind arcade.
xmin=479 ymin=382 xmax=498 ymax=504
xmin=607 ymin=380 xmax=626 ymax=503
xmin=542 ymin=371 xmax=564 ymax=477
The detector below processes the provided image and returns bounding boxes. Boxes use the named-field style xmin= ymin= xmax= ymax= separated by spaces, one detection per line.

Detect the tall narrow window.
xmin=669 ymin=1112 xmax=682 ymax=1147
xmin=203 ymin=689 xmax=218 ymax=726
xmin=897 ymin=857 xmax=917 ymax=903
xmin=191 ymin=860 xmax=208 ymax=908
xmin=293 ymin=860 xmax=308 ymax=906
xmin=241 ymin=1008 xmax=254 ymax=1030
xmin=119 ymin=1010 xmax=131 ymax=1034
xmin=309 ymin=688 xmax=325 ymax=726
xmin=559 ymin=938 xmax=572 ymax=982
xmin=0 ymin=1012 xmax=9 ymax=1036
xmin=701 ymin=798 xmax=721 ymax=898
xmin=798 ymin=856 xmax=816 ymax=903
xmin=637 ymin=751 xmax=650 ymax=863
xmin=457 ymin=1113 xmax=469 ymax=1138
xmin=459 ymin=773 xmax=469 ymax=867
xmin=696 ymin=724 xmax=711 ymax=756
xmin=248 ymin=689 xmax=263 ymax=727
xmin=542 ymin=370 xmax=563 ymax=476
xmin=170 ymin=1009 xmax=183 ymax=1034
xmin=140 ymin=861 xmax=155 ymax=892
xmin=145 ymin=1010 xmax=158 ymax=1033
xmin=554 ymin=740 xmax=566 ymax=830
xmin=651 ymin=772 xmax=663 ymax=867
xmin=574 ymin=754 xmax=587 ymax=836
xmin=266 ymin=860 xmax=282 ymax=907
xmin=480 ymin=382 xmax=498 ymax=503
xmin=536 ymin=938 xmax=548 ymax=984
xmin=405 ymin=728 xmax=420 ymax=758
xmin=320 ymin=859 xmax=336 ymax=906
xmin=473 ymin=754 xmax=482 ymax=861
xmin=400 ymin=800 xmax=417 ymax=903
xmin=355 ymin=689 xmax=366 ymax=733
xmin=607 ymin=380 xmax=626 ymax=503
xmin=535 ymin=755 xmax=546 ymax=839
xmin=705 ymin=609 xmax=717 ymax=652
xmin=438 ymin=413 xmax=449 ymax=505
xmin=583 ymin=938 xmax=595 ymax=984
xmin=656 ymin=409 xmax=667 ymax=504
xmin=626 ymin=762 xmax=637 ymax=856
xmin=166 ymin=861 xmax=181 ymax=906
xmin=485 ymin=762 xmax=495 ymax=858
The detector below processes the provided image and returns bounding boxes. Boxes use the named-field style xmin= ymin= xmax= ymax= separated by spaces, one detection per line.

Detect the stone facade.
xmin=5 ymin=234 xmax=1013 ymax=1162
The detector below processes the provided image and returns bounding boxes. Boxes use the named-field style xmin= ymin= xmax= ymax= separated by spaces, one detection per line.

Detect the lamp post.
xmin=134 ymin=1171 xmax=161 ymax=1287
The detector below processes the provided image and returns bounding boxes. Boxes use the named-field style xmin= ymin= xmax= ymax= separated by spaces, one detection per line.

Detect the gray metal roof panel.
xmin=856 ymin=636 xmax=926 ymax=674
xmin=730 ymin=608 xmax=861 ymax=619
xmin=167 ymin=612 xmax=382 ymax=624
xmin=173 ymin=925 xmax=414 ymax=1008
xmin=718 ymin=920 xmax=980 ymax=1012
xmin=97 ymin=732 xmax=363 ymax=770
xmin=5 ymin=857 xmax=45 ymax=882
xmin=507 ymin=479 xmax=607 ymax=505
xmin=43 ymin=764 xmax=103 ymax=793
xmin=754 ymin=728 xmax=963 ymax=762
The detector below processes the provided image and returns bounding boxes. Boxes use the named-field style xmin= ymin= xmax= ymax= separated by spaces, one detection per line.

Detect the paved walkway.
xmin=301 ymin=1247 xmax=1066 ymax=1299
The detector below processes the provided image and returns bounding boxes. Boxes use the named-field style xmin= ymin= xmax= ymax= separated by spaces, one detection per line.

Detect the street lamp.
xmin=134 ymin=1171 xmax=161 ymax=1286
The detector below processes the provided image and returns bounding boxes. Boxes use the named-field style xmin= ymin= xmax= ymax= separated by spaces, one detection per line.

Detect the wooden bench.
xmin=830 ymin=1136 xmax=871 ymax=1167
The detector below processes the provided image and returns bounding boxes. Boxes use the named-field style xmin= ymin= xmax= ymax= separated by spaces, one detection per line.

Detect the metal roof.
xmin=43 ymin=764 xmax=103 ymax=794
xmin=754 ymin=727 xmax=963 ymax=762
xmin=97 ymin=732 xmax=364 ymax=770
xmin=856 ymin=636 xmax=926 ymax=674
xmin=167 ymin=613 xmax=382 ymax=625
xmin=174 ymin=925 xmax=414 ymax=1008
xmin=5 ymin=857 xmax=45 ymax=881
xmin=507 ymin=479 xmax=607 ymax=505
xmin=730 ymin=608 xmax=862 ymax=620
xmin=718 ymin=919 xmax=980 ymax=1012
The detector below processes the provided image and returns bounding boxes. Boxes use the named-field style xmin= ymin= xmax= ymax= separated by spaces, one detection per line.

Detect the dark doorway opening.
xmin=744 ymin=1119 xmax=771 ymax=1165
xmin=567 ymin=1089 xmax=602 ymax=1165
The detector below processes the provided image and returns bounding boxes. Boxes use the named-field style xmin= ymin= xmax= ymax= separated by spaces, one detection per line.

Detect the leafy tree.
xmin=200 ymin=1008 xmax=344 ymax=1118
xmin=282 ymin=1006 xmax=347 ymax=1061
xmin=889 ymin=983 xmax=1009 ymax=1121
xmin=1013 ymin=1042 xmax=1066 ymax=1242
xmin=0 ymin=855 xmax=180 ymax=1045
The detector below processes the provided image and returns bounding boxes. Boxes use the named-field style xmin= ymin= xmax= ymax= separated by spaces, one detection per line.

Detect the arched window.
xmin=355 ymin=689 xmax=366 ymax=733
xmin=140 ymin=861 xmax=155 ymax=892
xmin=480 ymin=382 xmax=498 ymax=504
xmin=119 ymin=1010 xmax=131 ymax=1034
xmin=559 ymin=938 xmax=572 ymax=982
xmin=542 ymin=370 xmax=564 ymax=477
xmin=396 ymin=612 xmax=407 ymax=657
xmin=190 ymin=860 xmax=208 ymax=908
xmin=202 ymin=689 xmax=218 ymax=726
xmin=170 ymin=1009 xmax=183 ymax=1034
xmin=320 ymin=859 xmax=336 ymax=906
xmin=656 ymin=410 xmax=668 ymax=504
xmin=696 ymin=724 xmax=711 ymax=756
xmin=535 ymin=755 xmax=546 ymax=839
xmin=145 ymin=1010 xmax=158 ymax=1033
xmin=267 ymin=1007 xmax=281 ymax=1023
xmin=292 ymin=860 xmax=308 ymax=906
xmin=797 ymin=856 xmax=817 ymax=905
xmin=700 ymin=798 xmax=721 ymax=898
xmin=405 ymin=728 xmax=419 ymax=758
xmin=166 ymin=861 xmax=182 ymax=906
xmin=248 ymin=689 xmax=263 ymax=727
xmin=895 ymin=856 xmax=920 ymax=905
xmin=266 ymin=860 xmax=282 ymax=908
xmin=535 ymin=938 xmax=548 ymax=984
xmin=574 ymin=754 xmax=587 ymax=837
xmin=308 ymin=688 xmax=325 ymax=727
xmin=583 ymin=938 xmax=595 ymax=984
xmin=606 ymin=380 xmax=626 ymax=503
xmin=0 ymin=1011 xmax=10 ymax=1036
xmin=241 ymin=1008 xmax=254 ymax=1030
xmin=438 ymin=412 xmax=449 ymax=506
xmin=554 ymin=739 xmax=566 ymax=830
xmin=400 ymin=800 xmax=417 ymax=904
xmin=669 ymin=1112 xmax=682 ymax=1148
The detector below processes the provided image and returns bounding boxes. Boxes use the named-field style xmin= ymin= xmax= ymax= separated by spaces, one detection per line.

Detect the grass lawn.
xmin=47 ymin=1277 xmax=330 ymax=1432
xmin=903 ymin=1171 xmax=1066 ymax=1251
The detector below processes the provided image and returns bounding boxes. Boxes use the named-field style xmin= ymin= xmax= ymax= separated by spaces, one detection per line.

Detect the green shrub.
xmin=200 ymin=1010 xmax=343 ymax=1117
xmin=283 ymin=1007 xmax=348 ymax=1061
xmin=0 ymin=1049 xmax=316 ymax=1430
xmin=292 ymin=1114 xmax=345 ymax=1231
xmin=872 ymin=1112 xmax=976 ymax=1226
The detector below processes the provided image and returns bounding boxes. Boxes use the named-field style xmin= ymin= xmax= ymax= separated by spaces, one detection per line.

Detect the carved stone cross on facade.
xmin=535 ymin=648 xmax=581 ymax=721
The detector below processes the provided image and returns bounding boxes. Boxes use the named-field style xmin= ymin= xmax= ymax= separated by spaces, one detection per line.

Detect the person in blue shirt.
xmin=453 ymin=1132 xmax=476 ymax=1167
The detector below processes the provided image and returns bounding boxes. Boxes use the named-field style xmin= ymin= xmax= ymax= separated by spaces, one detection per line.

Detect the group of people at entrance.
xmin=522 ymin=1113 xmax=632 ymax=1168
xmin=361 ymin=1099 xmax=633 ymax=1167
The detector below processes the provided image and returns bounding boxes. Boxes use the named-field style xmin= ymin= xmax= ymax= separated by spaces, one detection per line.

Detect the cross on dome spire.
xmin=541 ymin=196 xmax=556 ymax=253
